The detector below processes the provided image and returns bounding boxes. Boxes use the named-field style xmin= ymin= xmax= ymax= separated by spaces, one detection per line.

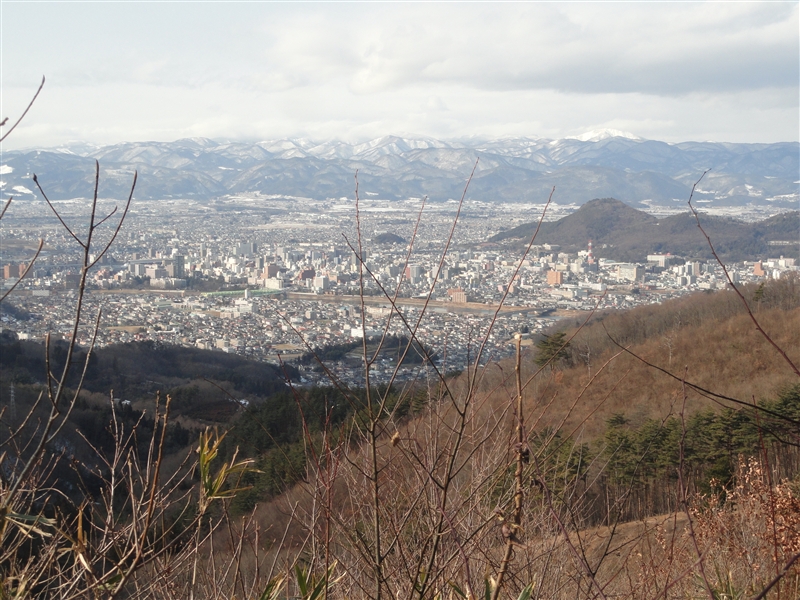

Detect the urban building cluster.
xmin=1 ymin=195 xmax=796 ymax=384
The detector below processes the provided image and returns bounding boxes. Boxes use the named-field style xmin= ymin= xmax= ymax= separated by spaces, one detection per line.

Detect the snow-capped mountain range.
xmin=1 ymin=133 xmax=797 ymax=207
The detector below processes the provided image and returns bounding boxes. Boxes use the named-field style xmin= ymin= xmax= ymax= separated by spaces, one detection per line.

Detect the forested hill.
xmin=0 ymin=338 xmax=297 ymax=421
xmin=489 ymin=198 xmax=799 ymax=262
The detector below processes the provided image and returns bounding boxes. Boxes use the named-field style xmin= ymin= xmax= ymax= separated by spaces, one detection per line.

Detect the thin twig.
xmin=751 ymin=552 xmax=800 ymax=600
xmin=533 ymin=455 xmax=608 ymax=600
xmin=33 ymin=174 xmax=84 ymax=247
xmin=0 ymin=75 xmax=45 ymax=143
xmin=0 ymin=238 xmax=43 ymax=303
xmin=601 ymin=325 xmax=800 ymax=426
xmin=687 ymin=171 xmax=800 ymax=378
xmin=678 ymin=368 xmax=714 ymax=600
xmin=0 ymin=196 xmax=12 ymax=221
xmin=89 ymin=170 xmax=137 ymax=268
xmin=469 ymin=187 xmax=555 ymax=393
xmin=492 ymin=334 xmax=526 ymax=600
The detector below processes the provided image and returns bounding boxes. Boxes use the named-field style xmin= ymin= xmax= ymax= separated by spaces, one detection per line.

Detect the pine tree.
xmin=534 ymin=331 xmax=571 ymax=369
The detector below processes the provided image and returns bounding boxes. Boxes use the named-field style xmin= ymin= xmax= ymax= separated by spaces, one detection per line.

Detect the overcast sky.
xmin=1 ymin=1 xmax=798 ymax=149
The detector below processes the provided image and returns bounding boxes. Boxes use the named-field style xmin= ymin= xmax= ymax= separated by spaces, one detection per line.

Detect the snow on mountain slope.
xmin=4 ymin=135 xmax=796 ymax=205
xmin=568 ymin=129 xmax=643 ymax=142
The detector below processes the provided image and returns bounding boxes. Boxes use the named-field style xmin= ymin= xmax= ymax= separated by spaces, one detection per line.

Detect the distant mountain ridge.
xmin=1 ymin=134 xmax=797 ymax=206
xmin=490 ymin=198 xmax=800 ymax=262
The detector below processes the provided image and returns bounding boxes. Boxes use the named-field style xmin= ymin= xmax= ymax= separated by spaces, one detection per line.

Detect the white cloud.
xmin=1 ymin=2 xmax=797 ymax=148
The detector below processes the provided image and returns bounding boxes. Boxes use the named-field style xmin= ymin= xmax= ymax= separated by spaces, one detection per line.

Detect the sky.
xmin=1 ymin=1 xmax=798 ymax=149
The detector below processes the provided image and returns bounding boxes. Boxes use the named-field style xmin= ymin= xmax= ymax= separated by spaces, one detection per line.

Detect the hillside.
xmin=490 ymin=197 xmax=799 ymax=261
xmin=239 ymin=278 xmax=800 ymax=598
xmin=214 ymin=288 xmax=797 ymax=518
xmin=0 ymin=337 xmax=305 ymax=513
xmin=0 ymin=338 xmax=298 ymax=423
xmin=372 ymin=232 xmax=407 ymax=245
xmin=428 ymin=276 xmax=800 ymax=444
xmin=3 ymin=278 xmax=798 ymax=599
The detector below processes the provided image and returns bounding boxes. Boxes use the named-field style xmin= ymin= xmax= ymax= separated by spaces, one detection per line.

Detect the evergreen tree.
xmin=534 ymin=331 xmax=571 ymax=368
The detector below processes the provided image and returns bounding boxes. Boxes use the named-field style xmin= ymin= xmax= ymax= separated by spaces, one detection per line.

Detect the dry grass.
xmin=468 ymin=303 xmax=800 ymax=441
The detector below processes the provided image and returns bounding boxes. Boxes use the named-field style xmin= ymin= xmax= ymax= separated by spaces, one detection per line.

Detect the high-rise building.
xmin=617 ymin=263 xmax=645 ymax=282
xmin=145 ymin=265 xmax=168 ymax=279
xmin=165 ymin=256 xmax=185 ymax=278
xmin=236 ymin=241 xmax=258 ymax=258
xmin=2 ymin=264 xmax=26 ymax=279
xmin=647 ymin=254 xmax=672 ymax=268
xmin=298 ymin=268 xmax=316 ymax=281
xmin=405 ymin=265 xmax=424 ymax=279
xmin=546 ymin=270 xmax=563 ymax=286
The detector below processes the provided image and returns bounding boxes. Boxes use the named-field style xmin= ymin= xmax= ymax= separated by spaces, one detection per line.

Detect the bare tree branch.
xmin=687 ymin=171 xmax=800 ymax=378
xmin=0 ymin=75 xmax=45 ymax=143
xmin=0 ymin=238 xmax=43 ymax=304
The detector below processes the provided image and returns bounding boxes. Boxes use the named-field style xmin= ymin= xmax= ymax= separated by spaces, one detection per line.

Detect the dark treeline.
xmin=298 ymin=334 xmax=437 ymax=367
xmin=298 ymin=340 xmax=361 ymax=365
xmin=554 ymin=384 xmax=800 ymax=526
xmin=0 ymin=337 xmax=300 ymax=509
xmin=494 ymin=385 xmax=800 ymax=531
xmin=0 ymin=337 xmax=297 ymax=402
xmin=220 ymin=383 xmax=431 ymax=513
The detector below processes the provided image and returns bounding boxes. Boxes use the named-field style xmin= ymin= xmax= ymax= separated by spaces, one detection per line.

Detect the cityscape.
xmin=2 ymin=192 xmax=795 ymax=386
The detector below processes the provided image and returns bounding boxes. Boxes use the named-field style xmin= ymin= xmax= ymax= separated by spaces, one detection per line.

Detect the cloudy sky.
xmin=1 ymin=2 xmax=798 ymax=149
